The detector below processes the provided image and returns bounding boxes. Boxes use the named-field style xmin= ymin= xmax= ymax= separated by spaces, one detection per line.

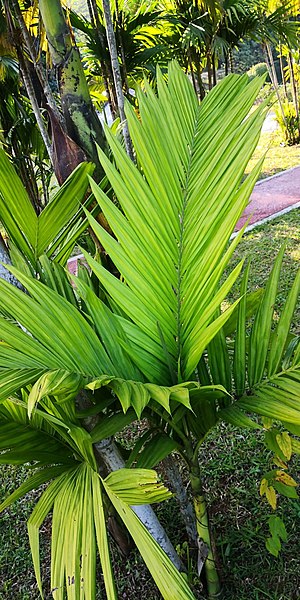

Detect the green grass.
xmin=0 ymin=210 xmax=299 ymax=599
xmin=245 ymin=129 xmax=300 ymax=180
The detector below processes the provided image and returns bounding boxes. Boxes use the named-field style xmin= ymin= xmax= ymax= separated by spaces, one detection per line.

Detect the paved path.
xmin=235 ymin=165 xmax=300 ymax=232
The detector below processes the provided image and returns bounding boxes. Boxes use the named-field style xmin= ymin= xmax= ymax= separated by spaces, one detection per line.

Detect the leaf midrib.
xmin=176 ymin=105 xmax=201 ymax=379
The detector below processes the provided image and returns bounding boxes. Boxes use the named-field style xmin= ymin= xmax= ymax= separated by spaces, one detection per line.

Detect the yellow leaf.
xmin=276 ymin=432 xmax=292 ymax=461
xmin=262 ymin=417 xmax=273 ymax=430
xmin=266 ymin=486 xmax=277 ymax=510
xmin=260 ymin=478 xmax=268 ymax=496
xmin=273 ymin=457 xmax=288 ymax=470
xmin=275 ymin=471 xmax=298 ymax=487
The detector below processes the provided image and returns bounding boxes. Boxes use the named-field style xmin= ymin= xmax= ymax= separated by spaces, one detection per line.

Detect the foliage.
xmin=275 ymin=99 xmax=300 ymax=144
xmin=247 ymin=61 xmax=269 ymax=80
xmin=0 ymin=62 xmax=299 ymax=599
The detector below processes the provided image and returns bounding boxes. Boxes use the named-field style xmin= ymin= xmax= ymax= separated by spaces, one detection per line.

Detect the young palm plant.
xmin=0 ymin=62 xmax=299 ymax=599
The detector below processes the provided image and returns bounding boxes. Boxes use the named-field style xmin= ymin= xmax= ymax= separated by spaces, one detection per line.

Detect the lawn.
xmin=245 ymin=129 xmax=300 ymax=180
xmin=0 ymin=208 xmax=299 ymax=600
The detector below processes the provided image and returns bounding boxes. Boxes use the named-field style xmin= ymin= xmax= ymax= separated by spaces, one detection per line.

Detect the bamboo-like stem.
xmin=101 ymin=0 xmax=134 ymax=160
xmin=190 ymin=458 xmax=221 ymax=599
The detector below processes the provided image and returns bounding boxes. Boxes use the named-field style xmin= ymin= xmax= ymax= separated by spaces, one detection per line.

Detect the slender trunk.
xmin=17 ymin=51 xmax=52 ymax=160
xmin=279 ymin=48 xmax=288 ymax=100
xmin=190 ymin=458 xmax=220 ymax=599
xmin=188 ymin=51 xmax=198 ymax=96
xmin=163 ymin=455 xmax=198 ymax=546
xmin=115 ymin=0 xmax=129 ymax=95
xmin=97 ymin=438 xmax=183 ymax=570
xmin=287 ymin=51 xmax=300 ymax=130
xmin=195 ymin=58 xmax=206 ymax=100
xmin=101 ymin=0 xmax=134 ymax=159
xmin=79 ymin=393 xmax=183 ymax=570
xmin=207 ymin=51 xmax=213 ymax=90
xmin=8 ymin=0 xmax=63 ymax=126
xmin=0 ymin=235 xmax=19 ymax=285
xmin=89 ymin=0 xmax=118 ymax=116
xmin=264 ymin=43 xmax=287 ymax=129
xmin=224 ymin=53 xmax=229 ymax=76
xmin=229 ymin=48 xmax=234 ymax=73
xmin=39 ymin=0 xmax=106 ymax=173
xmin=212 ymin=53 xmax=217 ymax=87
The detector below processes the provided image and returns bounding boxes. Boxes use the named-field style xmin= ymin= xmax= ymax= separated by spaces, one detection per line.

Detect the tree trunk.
xmin=207 ymin=51 xmax=213 ymax=90
xmin=163 ymin=455 xmax=198 ymax=546
xmin=287 ymin=50 xmax=300 ymax=134
xmin=17 ymin=50 xmax=52 ymax=160
xmin=229 ymin=48 xmax=234 ymax=73
xmin=224 ymin=53 xmax=229 ymax=76
xmin=8 ymin=0 xmax=63 ymax=126
xmin=212 ymin=53 xmax=217 ymax=87
xmin=194 ymin=55 xmax=206 ymax=100
xmin=79 ymin=393 xmax=183 ymax=570
xmin=97 ymin=438 xmax=183 ymax=570
xmin=279 ymin=47 xmax=288 ymax=100
xmin=0 ymin=235 xmax=19 ymax=285
xmin=188 ymin=51 xmax=198 ymax=96
xmin=190 ymin=458 xmax=220 ymax=599
xmin=88 ymin=0 xmax=118 ymax=116
xmin=264 ymin=43 xmax=287 ymax=129
xmin=39 ymin=0 xmax=106 ymax=175
xmin=101 ymin=0 xmax=134 ymax=160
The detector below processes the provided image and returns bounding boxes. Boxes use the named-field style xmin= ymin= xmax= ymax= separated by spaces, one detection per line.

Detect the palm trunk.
xmin=207 ymin=51 xmax=213 ymax=90
xmin=0 ymin=235 xmax=19 ymax=285
xmin=287 ymin=50 xmax=300 ymax=134
xmin=279 ymin=47 xmax=288 ymax=100
xmin=8 ymin=0 xmax=63 ymax=126
xmin=96 ymin=438 xmax=183 ymax=570
xmin=163 ymin=455 xmax=197 ymax=545
xmin=190 ymin=458 xmax=220 ymax=599
xmin=224 ymin=53 xmax=229 ymax=76
xmin=88 ymin=0 xmax=118 ymax=116
xmin=188 ymin=51 xmax=198 ymax=95
xmin=17 ymin=50 xmax=52 ymax=160
xmin=195 ymin=56 xmax=206 ymax=100
xmin=229 ymin=48 xmax=234 ymax=73
xmin=212 ymin=53 xmax=217 ymax=87
xmin=39 ymin=0 xmax=106 ymax=173
xmin=79 ymin=393 xmax=183 ymax=570
xmin=264 ymin=43 xmax=287 ymax=129
xmin=115 ymin=0 xmax=130 ymax=95
xmin=101 ymin=0 xmax=134 ymax=160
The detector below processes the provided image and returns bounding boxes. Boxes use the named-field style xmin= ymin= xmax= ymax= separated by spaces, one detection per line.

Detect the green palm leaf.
xmin=83 ymin=63 xmax=266 ymax=383
xmin=0 ymin=148 xmax=94 ymax=268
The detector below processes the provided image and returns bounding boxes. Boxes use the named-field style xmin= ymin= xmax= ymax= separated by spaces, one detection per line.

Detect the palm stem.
xmin=190 ymin=459 xmax=221 ymax=598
